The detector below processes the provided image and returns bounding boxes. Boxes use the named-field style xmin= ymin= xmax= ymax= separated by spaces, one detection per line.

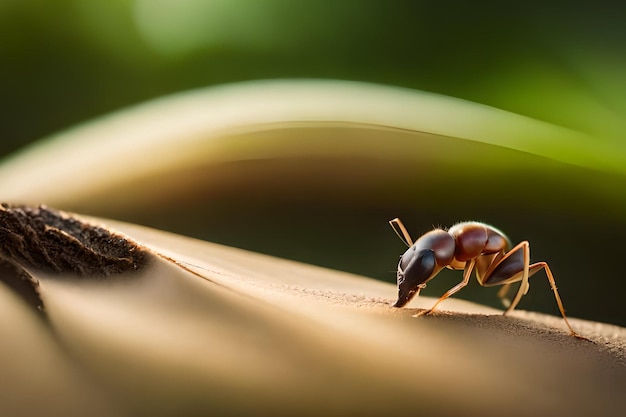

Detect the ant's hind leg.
xmin=480 ymin=240 xmax=588 ymax=339
xmin=534 ymin=262 xmax=589 ymax=340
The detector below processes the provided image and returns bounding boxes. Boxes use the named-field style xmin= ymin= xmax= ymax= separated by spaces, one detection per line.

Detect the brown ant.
xmin=389 ymin=218 xmax=586 ymax=339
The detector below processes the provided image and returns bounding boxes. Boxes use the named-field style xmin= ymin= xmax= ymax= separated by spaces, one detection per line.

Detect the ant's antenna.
xmin=389 ymin=218 xmax=413 ymax=247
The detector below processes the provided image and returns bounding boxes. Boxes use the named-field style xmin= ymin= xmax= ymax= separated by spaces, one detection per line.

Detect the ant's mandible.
xmin=389 ymin=218 xmax=586 ymax=339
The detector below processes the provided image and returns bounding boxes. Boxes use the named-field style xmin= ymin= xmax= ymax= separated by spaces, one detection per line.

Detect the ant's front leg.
xmin=414 ymin=259 xmax=476 ymax=317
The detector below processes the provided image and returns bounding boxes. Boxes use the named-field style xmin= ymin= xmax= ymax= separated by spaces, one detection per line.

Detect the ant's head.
xmin=390 ymin=228 xmax=455 ymax=308
xmin=393 ymin=246 xmax=436 ymax=307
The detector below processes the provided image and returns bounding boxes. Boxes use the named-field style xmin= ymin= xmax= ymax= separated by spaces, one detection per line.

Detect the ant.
xmin=389 ymin=218 xmax=586 ymax=339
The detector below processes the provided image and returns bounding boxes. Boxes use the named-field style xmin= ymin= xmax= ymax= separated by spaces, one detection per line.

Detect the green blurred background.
xmin=1 ymin=1 xmax=625 ymax=326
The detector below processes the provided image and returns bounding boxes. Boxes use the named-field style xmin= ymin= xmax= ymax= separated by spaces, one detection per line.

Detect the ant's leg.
xmin=416 ymin=259 xmax=475 ymax=316
xmin=482 ymin=242 xmax=588 ymax=339
xmin=504 ymin=242 xmax=531 ymax=314
xmin=531 ymin=262 xmax=588 ymax=339
xmin=497 ymin=283 xmax=513 ymax=308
